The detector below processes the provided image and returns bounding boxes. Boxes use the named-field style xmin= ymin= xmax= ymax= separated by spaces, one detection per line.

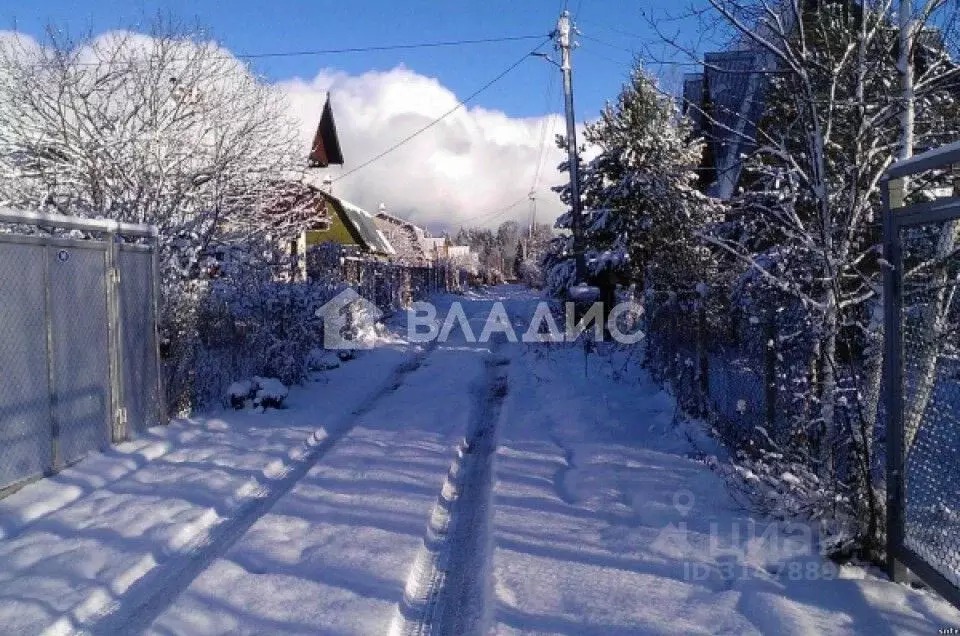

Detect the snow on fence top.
xmin=887 ymin=140 xmax=960 ymax=180
xmin=0 ymin=208 xmax=158 ymax=238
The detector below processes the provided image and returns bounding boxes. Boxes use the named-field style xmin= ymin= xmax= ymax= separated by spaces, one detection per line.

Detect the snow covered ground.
xmin=492 ymin=341 xmax=960 ymax=635
xmin=0 ymin=285 xmax=958 ymax=635
xmin=0 ymin=336 xmax=421 ymax=635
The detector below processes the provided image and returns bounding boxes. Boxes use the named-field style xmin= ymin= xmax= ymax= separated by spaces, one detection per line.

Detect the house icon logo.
xmin=316 ymin=288 xmax=383 ymax=350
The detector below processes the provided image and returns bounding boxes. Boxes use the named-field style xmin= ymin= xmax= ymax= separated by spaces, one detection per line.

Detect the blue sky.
xmin=2 ymin=0 xmax=708 ymax=120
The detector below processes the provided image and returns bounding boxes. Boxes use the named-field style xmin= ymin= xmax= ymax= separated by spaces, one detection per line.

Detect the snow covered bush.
xmin=306 ymin=348 xmax=341 ymax=371
xmin=223 ymin=376 xmax=289 ymax=410
xmin=515 ymin=257 xmax=545 ymax=289
xmin=252 ymin=376 xmax=289 ymax=409
xmin=716 ymin=437 xmax=859 ymax=561
xmin=226 ymin=380 xmax=254 ymax=409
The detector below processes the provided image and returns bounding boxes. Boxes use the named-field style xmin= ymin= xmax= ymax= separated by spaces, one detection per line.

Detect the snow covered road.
xmin=0 ymin=285 xmax=958 ymax=635
xmin=149 ymin=318 xmax=495 ymax=634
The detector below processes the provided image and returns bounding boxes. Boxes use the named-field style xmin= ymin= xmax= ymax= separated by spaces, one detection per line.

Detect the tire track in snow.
xmin=47 ymin=345 xmax=437 ymax=636
xmin=390 ymin=344 xmax=509 ymax=636
xmin=547 ymin=427 xmax=579 ymax=506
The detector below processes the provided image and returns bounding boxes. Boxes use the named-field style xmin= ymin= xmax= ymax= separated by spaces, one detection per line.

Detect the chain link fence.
xmin=643 ymin=290 xmax=815 ymax=450
xmin=0 ymin=210 xmax=163 ymax=494
xmin=895 ymin=218 xmax=960 ymax=591
xmin=882 ymin=150 xmax=960 ymax=608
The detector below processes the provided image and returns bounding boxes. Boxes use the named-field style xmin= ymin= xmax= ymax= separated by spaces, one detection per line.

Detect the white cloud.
xmin=278 ymin=67 xmax=571 ymax=232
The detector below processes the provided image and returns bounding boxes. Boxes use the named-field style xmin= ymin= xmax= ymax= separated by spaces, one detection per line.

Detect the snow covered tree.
xmin=544 ymin=65 xmax=723 ymax=299
xmin=0 ymin=24 xmax=307 ymax=279
xmin=675 ymin=0 xmax=960 ymax=553
xmin=0 ymin=23 xmax=318 ymax=412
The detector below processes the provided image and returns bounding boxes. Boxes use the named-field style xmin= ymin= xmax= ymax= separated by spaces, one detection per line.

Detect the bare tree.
xmin=0 ymin=22 xmax=323 ymax=413
xmin=0 ymin=22 xmax=307 ymax=277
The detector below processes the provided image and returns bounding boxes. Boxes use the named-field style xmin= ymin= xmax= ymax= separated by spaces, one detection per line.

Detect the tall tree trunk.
xmin=899 ymin=0 xmax=915 ymax=163
xmin=819 ymin=297 xmax=839 ymax=474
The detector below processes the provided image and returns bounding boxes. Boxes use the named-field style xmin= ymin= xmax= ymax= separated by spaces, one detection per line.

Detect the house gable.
xmin=306 ymin=192 xmax=396 ymax=256
xmin=308 ymin=95 xmax=345 ymax=168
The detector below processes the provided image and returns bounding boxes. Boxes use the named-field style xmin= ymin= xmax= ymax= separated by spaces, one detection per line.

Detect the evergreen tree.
xmin=545 ymin=66 xmax=723 ymax=297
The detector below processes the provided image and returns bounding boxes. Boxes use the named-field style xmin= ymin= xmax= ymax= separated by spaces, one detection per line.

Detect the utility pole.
xmin=528 ymin=189 xmax=536 ymax=240
xmin=555 ymin=10 xmax=585 ymax=284
xmin=898 ymin=0 xmax=914 ymax=163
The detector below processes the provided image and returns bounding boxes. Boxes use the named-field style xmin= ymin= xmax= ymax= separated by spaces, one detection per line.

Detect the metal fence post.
xmin=41 ymin=243 xmax=59 ymax=471
xmin=152 ymin=234 xmax=168 ymax=425
xmin=883 ymin=177 xmax=908 ymax=584
xmin=104 ymin=232 xmax=127 ymax=442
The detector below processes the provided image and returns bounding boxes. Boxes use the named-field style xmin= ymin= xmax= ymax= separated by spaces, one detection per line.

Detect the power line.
xmin=573 ymin=0 xmax=586 ymax=20
xmin=458 ymin=195 xmax=530 ymax=227
xmin=531 ymin=71 xmax=558 ymax=194
xmin=579 ymin=33 xmax=636 ymax=55
xmin=579 ymin=45 xmax=634 ymax=69
xmin=12 ymin=33 xmax=549 ymax=67
xmin=233 ymin=34 xmax=549 ymax=60
xmin=577 ymin=18 xmax=644 ymax=42
xmin=578 ymin=27 xmax=704 ymax=68
xmin=333 ymin=36 xmax=551 ymax=183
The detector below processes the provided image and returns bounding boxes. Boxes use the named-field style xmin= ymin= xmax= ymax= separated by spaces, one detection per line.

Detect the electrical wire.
xmin=459 ymin=53 xmax=562 ymax=230
xmin=531 ymin=71 xmax=558 ymax=195
xmin=233 ymin=34 xmax=548 ymax=59
xmin=333 ymin=36 xmax=552 ymax=183
xmin=577 ymin=18 xmax=644 ymax=41
xmin=16 ymin=33 xmax=549 ymax=67
xmin=458 ymin=195 xmax=530 ymax=227
xmin=579 ymin=45 xmax=634 ymax=69
xmin=578 ymin=33 xmax=636 ymax=55
xmin=573 ymin=0 xmax=586 ymax=20
xmin=577 ymin=26 xmax=706 ymax=68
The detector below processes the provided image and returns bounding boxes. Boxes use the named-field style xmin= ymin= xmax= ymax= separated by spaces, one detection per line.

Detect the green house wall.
xmin=305 ymin=204 xmax=362 ymax=248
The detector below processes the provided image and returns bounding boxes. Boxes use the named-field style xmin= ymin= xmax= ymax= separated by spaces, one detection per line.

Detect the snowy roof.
xmin=375 ymin=211 xmax=427 ymax=238
xmin=321 ymin=192 xmax=396 ymax=256
xmin=374 ymin=212 xmax=428 ymax=261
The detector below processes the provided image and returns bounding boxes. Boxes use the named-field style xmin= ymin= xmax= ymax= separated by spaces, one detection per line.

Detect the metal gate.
xmin=0 ymin=210 xmax=165 ymax=494
xmin=883 ymin=143 xmax=960 ymax=608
